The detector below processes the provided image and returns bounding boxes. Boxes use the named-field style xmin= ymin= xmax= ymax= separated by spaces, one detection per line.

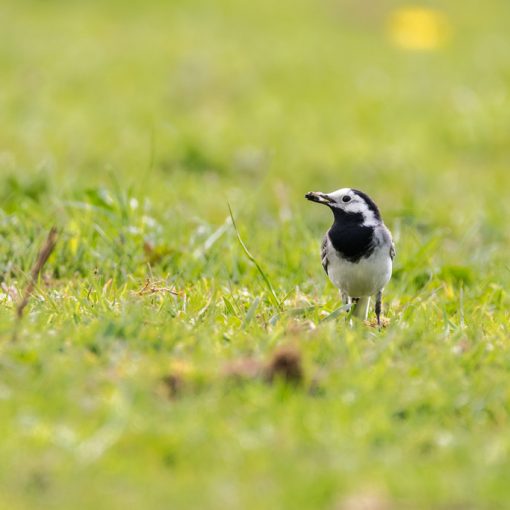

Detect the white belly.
xmin=327 ymin=246 xmax=392 ymax=297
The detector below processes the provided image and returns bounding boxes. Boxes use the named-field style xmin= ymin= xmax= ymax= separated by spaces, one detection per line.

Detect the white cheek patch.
xmin=327 ymin=188 xmax=378 ymax=226
xmin=345 ymin=201 xmax=378 ymax=226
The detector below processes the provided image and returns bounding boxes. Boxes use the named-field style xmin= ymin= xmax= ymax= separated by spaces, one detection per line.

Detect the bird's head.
xmin=305 ymin=188 xmax=381 ymax=226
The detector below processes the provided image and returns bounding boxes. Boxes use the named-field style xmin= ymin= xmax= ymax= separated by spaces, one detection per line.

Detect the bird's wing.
xmin=321 ymin=235 xmax=329 ymax=274
xmin=390 ymin=241 xmax=396 ymax=260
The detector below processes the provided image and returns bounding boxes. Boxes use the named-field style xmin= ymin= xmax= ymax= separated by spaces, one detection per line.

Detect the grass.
xmin=1 ymin=0 xmax=510 ymax=508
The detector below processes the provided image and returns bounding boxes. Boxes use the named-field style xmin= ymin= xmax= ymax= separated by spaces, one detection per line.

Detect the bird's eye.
xmin=342 ymin=196 xmax=351 ymax=203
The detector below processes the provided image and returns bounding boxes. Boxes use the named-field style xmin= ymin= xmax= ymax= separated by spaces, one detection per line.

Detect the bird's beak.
xmin=305 ymin=191 xmax=334 ymax=205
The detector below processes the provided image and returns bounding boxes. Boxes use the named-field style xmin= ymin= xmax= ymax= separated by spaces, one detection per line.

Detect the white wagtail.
xmin=305 ymin=188 xmax=395 ymax=325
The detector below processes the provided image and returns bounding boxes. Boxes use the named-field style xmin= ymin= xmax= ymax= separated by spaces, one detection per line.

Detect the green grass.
xmin=1 ymin=0 xmax=510 ymax=508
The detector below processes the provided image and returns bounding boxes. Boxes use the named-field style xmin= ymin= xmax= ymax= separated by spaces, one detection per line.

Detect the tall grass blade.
xmin=228 ymin=203 xmax=282 ymax=310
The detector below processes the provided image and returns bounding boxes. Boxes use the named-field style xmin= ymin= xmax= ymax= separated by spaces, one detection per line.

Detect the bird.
xmin=305 ymin=188 xmax=395 ymax=325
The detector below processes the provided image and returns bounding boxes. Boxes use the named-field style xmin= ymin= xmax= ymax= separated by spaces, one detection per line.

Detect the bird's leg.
xmin=341 ymin=292 xmax=353 ymax=325
xmin=349 ymin=297 xmax=359 ymax=318
xmin=375 ymin=290 xmax=382 ymax=327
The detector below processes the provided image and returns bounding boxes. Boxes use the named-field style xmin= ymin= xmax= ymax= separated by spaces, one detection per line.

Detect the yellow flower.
xmin=69 ymin=237 xmax=79 ymax=256
xmin=387 ymin=6 xmax=451 ymax=51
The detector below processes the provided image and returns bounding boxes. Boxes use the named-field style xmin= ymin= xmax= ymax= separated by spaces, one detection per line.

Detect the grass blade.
xmin=228 ymin=203 xmax=282 ymax=310
xmin=242 ymin=297 xmax=261 ymax=328
xmin=319 ymin=303 xmax=352 ymax=324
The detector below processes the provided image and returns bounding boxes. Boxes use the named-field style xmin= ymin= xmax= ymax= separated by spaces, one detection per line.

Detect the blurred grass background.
xmin=1 ymin=0 xmax=510 ymax=508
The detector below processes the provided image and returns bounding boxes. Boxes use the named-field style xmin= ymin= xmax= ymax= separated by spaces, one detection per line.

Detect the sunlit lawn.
xmin=1 ymin=0 xmax=510 ymax=508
